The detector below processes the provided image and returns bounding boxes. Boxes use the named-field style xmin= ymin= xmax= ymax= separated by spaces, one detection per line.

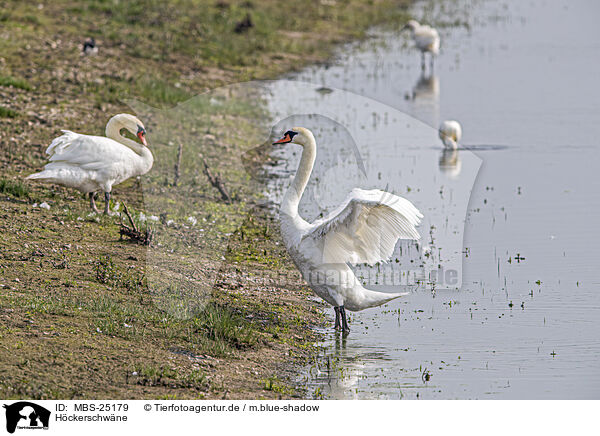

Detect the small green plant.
xmin=133 ymin=365 xmax=178 ymax=386
xmin=0 ymin=178 xmax=30 ymax=197
xmin=180 ymin=369 xmax=209 ymax=389
xmin=122 ymin=272 xmax=146 ymax=294
xmin=95 ymin=255 xmax=120 ymax=286
xmin=0 ymin=75 xmax=32 ymax=91
xmin=193 ymin=304 xmax=257 ymax=351
xmin=262 ymin=376 xmax=291 ymax=394
xmin=131 ymin=365 xmax=209 ymax=391
xmin=0 ymin=106 xmax=18 ymax=118
xmin=312 ymin=386 xmax=324 ymax=400
xmin=156 ymin=394 xmax=178 ymax=400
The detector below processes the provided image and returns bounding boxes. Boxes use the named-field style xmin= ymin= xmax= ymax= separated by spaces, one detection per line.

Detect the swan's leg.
xmin=340 ymin=306 xmax=350 ymax=333
xmin=421 ymin=52 xmax=426 ymax=71
xmin=430 ymin=54 xmax=434 ymax=71
xmin=103 ymin=191 xmax=115 ymax=216
xmin=334 ymin=306 xmax=341 ymax=330
xmin=89 ymin=192 xmax=99 ymax=213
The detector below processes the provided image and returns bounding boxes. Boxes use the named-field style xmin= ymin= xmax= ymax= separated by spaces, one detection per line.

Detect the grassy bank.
xmin=0 ymin=0 xmax=410 ymax=399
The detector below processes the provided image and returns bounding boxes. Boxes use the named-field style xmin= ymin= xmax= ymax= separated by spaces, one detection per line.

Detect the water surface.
xmin=265 ymin=0 xmax=600 ymax=399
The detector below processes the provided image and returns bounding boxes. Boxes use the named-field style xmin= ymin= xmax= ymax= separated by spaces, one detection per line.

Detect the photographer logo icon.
xmin=3 ymin=402 xmax=50 ymax=434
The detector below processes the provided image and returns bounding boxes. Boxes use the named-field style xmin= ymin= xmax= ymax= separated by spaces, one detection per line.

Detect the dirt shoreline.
xmin=0 ymin=0 xmax=411 ymax=399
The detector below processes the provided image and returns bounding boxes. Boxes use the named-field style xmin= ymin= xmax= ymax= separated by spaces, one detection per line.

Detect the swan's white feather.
xmin=47 ymin=131 xmax=140 ymax=168
xmin=302 ymin=188 xmax=422 ymax=265
xmin=439 ymin=120 xmax=462 ymax=149
xmin=414 ymin=25 xmax=440 ymax=54
xmin=27 ymin=129 xmax=152 ymax=193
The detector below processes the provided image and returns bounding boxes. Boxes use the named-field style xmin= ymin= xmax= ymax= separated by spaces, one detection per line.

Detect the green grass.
xmin=86 ymin=75 xmax=192 ymax=107
xmin=262 ymin=375 xmax=292 ymax=394
xmin=0 ymin=75 xmax=32 ymax=91
xmin=0 ymin=0 xmax=410 ymax=102
xmin=88 ymin=252 xmax=257 ymax=355
xmin=0 ymin=106 xmax=18 ymax=118
xmin=0 ymin=0 xmax=410 ymax=400
xmin=134 ymin=77 xmax=192 ymax=107
xmin=0 ymin=178 xmax=30 ymax=198
xmin=57 ymin=0 xmax=404 ymax=66
xmin=94 ymin=255 xmax=119 ymax=285
xmin=132 ymin=364 xmax=209 ymax=390
xmin=193 ymin=304 xmax=257 ymax=351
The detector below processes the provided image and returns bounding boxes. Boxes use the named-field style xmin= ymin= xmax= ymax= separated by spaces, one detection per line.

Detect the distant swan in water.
xmin=27 ymin=114 xmax=152 ymax=214
xmin=273 ymin=127 xmax=422 ymax=333
xmin=439 ymin=120 xmax=462 ymax=150
xmin=402 ymin=19 xmax=440 ymax=70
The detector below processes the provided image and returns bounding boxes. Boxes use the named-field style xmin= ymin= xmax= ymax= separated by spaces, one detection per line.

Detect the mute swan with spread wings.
xmin=273 ymin=127 xmax=423 ymax=333
xmin=27 ymin=114 xmax=152 ymax=215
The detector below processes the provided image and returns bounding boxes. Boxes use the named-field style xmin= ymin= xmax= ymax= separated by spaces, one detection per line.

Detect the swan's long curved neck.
xmin=105 ymin=118 xmax=147 ymax=156
xmin=442 ymin=138 xmax=457 ymax=150
xmin=281 ymin=137 xmax=316 ymax=217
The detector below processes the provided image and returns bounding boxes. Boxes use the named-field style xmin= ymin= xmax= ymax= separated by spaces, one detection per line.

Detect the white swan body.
xmin=404 ymin=20 xmax=440 ymax=55
xmin=403 ymin=20 xmax=440 ymax=69
xmin=274 ymin=127 xmax=423 ymax=331
xmin=439 ymin=120 xmax=462 ymax=150
xmin=27 ymin=114 xmax=152 ymax=213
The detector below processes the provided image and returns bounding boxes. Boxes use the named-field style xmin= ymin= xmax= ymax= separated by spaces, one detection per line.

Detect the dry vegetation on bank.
xmin=0 ymin=0 xmax=409 ymax=399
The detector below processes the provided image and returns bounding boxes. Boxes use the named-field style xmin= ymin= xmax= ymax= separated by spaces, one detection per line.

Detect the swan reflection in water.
xmin=407 ymin=72 xmax=440 ymax=125
xmin=311 ymin=334 xmax=400 ymax=399
xmin=410 ymin=72 xmax=439 ymax=101
xmin=439 ymin=148 xmax=462 ymax=179
xmin=327 ymin=334 xmax=367 ymax=400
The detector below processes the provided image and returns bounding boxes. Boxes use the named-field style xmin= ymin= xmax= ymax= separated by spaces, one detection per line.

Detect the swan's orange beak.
xmin=137 ymin=131 xmax=147 ymax=146
xmin=273 ymin=133 xmax=292 ymax=145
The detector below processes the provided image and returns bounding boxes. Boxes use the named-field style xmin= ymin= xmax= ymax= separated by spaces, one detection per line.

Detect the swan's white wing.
xmin=304 ymin=188 xmax=423 ymax=265
xmin=46 ymin=131 xmax=137 ymax=170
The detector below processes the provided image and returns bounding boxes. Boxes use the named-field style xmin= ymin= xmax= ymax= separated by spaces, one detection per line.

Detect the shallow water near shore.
xmin=263 ymin=0 xmax=600 ymax=399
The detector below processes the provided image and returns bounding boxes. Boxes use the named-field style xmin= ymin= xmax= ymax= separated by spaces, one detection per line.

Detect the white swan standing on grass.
xmin=27 ymin=114 xmax=152 ymax=215
xmin=402 ymin=19 xmax=440 ymax=70
xmin=439 ymin=120 xmax=462 ymax=150
xmin=273 ymin=127 xmax=423 ymax=333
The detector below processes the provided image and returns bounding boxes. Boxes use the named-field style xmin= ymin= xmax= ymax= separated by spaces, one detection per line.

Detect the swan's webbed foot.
xmin=340 ymin=306 xmax=350 ymax=334
xmin=89 ymin=192 xmax=100 ymax=214
xmin=103 ymin=191 xmax=116 ymax=216
xmin=334 ymin=306 xmax=341 ymax=330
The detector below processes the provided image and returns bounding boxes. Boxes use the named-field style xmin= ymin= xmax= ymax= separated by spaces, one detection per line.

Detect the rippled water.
xmin=263 ymin=0 xmax=600 ymax=399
